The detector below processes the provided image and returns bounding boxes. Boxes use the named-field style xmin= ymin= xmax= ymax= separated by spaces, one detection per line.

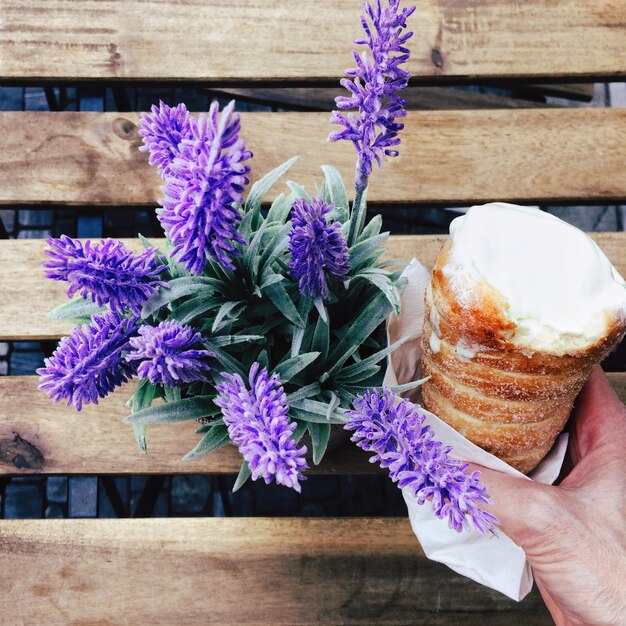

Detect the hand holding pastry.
xmin=471 ymin=367 xmax=626 ymax=626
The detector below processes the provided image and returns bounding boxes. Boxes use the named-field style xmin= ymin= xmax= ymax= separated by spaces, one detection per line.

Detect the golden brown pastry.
xmin=420 ymin=204 xmax=626 ymax=473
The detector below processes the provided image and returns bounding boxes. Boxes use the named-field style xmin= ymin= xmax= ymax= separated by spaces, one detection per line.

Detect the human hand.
xmin=474 ymin=366 xmax=626 ymax=625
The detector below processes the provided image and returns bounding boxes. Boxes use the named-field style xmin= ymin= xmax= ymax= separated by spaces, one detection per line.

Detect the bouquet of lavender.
xmin=37 ymin=0 xmax=496 ymax=534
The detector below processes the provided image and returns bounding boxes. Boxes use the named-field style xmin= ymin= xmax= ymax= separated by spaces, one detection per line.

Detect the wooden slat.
xmin=0 ymin=1 xmax=624 ymax=82
xmin=2 ymin=233 xmax=625 ymax=341
xmin=0 ymin=517 xmax=551 ymax=624
xmin=0 ymin=376 xmax=378 ymax=476
xmin=2 ymin=109 xmax=626 ymax=207
xmin=0 ymin=371 xmax=624 ymax=478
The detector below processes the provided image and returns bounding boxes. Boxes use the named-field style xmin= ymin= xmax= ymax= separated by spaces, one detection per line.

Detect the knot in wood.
xmin=0 ymin=433 xmax=45 ymax=470
xmin=113 ymin=118 xmax=138 ymax=140
xmin=431 ymin=48 xmax=444 ymax=69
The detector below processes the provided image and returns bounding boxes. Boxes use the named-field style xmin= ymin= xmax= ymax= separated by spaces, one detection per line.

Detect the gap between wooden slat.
xmin=1 ymin=109 xmax=626 ymax=206
xmin=0 ymin=518 xmax=552 ymax=624
xmin=204 ymin=86 xmax=560 ymax=111
xmin=1 ymin=233 xmax=625 ymax=341
xmin=0 ymin=0 xmax=624 ymax=82
xmin=0 ymin=374 xmax=624 ymax=477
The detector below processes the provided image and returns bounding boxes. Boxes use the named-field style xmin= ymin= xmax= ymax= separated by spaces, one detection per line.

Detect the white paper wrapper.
xmin=385 ymin=259 xmax=568 ymax=602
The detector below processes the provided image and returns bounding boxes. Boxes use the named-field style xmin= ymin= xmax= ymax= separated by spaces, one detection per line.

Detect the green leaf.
xmin=349 ymin=232 xmax=389 ymax=270
xmin=290 ymin=401 xmax=348 ymax=424
xmin=259 ymin=272 xmax=284 ymax=291
xmin=326 ymin=292 xmax=391 ymax=375
xmin=272 ymin=351 xmax=320 ymax=383
xmin=311 ymin=317 xmax=329 ymax=360
xmin=244 ymin=215 xmax=269 ymax=279
xmin=256 ymin=349 xmax=270 ymax=370
xmin=182 ymin=425 xmax=230 ymax=461
xmin=388 ymin=376 xmax=430 ymax=395
xmin=124 ymin=395 xmax=219 ymax=425
xmin=233 ymin=460 xmax=252 ymax=492
xmin=286 ymin=383 xmax=321 ymax=403
xmin=239 ymin=208 xmax=255 ymax=241
xmin=264 ymin=281 xmax=304 ymax=327
xmin=142 ymin=277 xmax=221 ymax=318
xmin=324 ymin=391 xmax=340 ymax=420
xmin=313 ymin=297 xmax=328 ymax=324
xmin=291 ymin=325 xmax=305 ymax=358
xmin=259 ymin=231 xmax=290 ymax=277
xmin=307 ymin=423 xmax=331 ymax=465
xmin=129 ymin=379 xmax=157 ymax=454
xmin=171 ymin=294 xmax=222 ymax=325
xmin=335 ymin=336 xmax=409 ymax=381
xmin=292 ymin=420 xmax=309 ymax=444
xmin=245 ymin=156 xmax=298 ymax=213
xmin=354 ymin=272 xmax=404 ymax=317
xmin=286 ymin=180 xmax=311 ymax=202
xmin=212 ymin=301 xmax=247 ymax=333
xmin=164 ymin=386 xmax=182 ymax=403
xmin=138 ymin=233 xmax=164 ymax=255
xmin=321 ymin=165 xmax=349 ymax=224
xmin=205 ymin=342 xmax=246 ymax=377
xmin=358 ymin=215 xmax=382 ymax=241
xmin=266 ymin=193 xmax=292 ymax=225
xmin=336 ymin=364 xmax=381 ymax=384
xmin=163 ymin=240 xmax=188 ymax=279
xmin=334 ymin=387 xmax=357 ymax=405
xmin=47 ymin=297 xmax=105 ymax=323
xmin=132 ymin=423 xmax=147 ymax=454
xmin=210 ymin=335 xmax=264 ymax=348
xmin=347 ymin=186 xmax=368 ymax=246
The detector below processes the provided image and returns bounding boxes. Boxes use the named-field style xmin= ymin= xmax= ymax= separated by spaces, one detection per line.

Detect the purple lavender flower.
xmin=215 ymin=363 xmax=308 ymax=491
xmin=125 ymin=320 xmax=214 ymax=387
xmin=346 ymin=388 xmax=498 ymax=534
xmin=37 ymin=311 xmax=139 ymax=411
xmin=139 ymin=101 xmax=192 ymax=177
xmin=329 ymin=0 xmax=415 ymax=192
xmin=289 ymin=197 xmax=350 ymax=299
xmin=43 ymin=236 xmax=166 ymax=315
xmin=153 ymin=100 xmax=252 ymax=274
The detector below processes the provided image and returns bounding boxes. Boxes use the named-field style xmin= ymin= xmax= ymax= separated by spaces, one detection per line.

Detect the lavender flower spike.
xmin=37 ymin=311 xmax=139 ymax=411
xmin=125 ymin=320 xmax=214 ymax=387
xmin=215 ymin=363 xmax=308 ymax=491
xmin=139 ymin=101 xmax=192 ymax=177
xmin=44 ymin=236 xmax=166 ymax=315
xmin=346 ymin=388 xmax=498 ymax=534
xmin=329 ymin=0 xmax=415 ymax=193
xmin=156 ymin=100 xmax=252 ymax=274
xmin=289 ymin=197 xmax=350 ymax=299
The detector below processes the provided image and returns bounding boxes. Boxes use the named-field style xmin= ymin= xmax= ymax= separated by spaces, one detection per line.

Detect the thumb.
xmin=468 ymin=463 xmax=554 ymax=547
xmin=570 ymin=366 xmax=626 ymax=460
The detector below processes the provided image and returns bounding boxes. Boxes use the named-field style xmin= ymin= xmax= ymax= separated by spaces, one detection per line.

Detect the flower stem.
xmin=347 ymin=187 xmax=367 ymax=247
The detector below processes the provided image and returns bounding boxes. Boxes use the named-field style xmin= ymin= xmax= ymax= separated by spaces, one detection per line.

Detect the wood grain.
xmin=2 ymin=109 xmax=626 ymax=206
xmin=1 ymin=233 xmax=625 ymax=341
xmin=0 ymin=1 xmax=624 ymax=82
xmin=0 ymin=372 xmax=624 ymax=477
xmin=0 ymin=376 xmax=376 ymax=476
xmin=0 ymin=517 xmax=551 ymax=624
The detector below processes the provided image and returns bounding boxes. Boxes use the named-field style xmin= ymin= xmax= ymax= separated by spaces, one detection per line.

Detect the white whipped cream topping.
xmin=446 ymin=203 xmax=626 ymax=353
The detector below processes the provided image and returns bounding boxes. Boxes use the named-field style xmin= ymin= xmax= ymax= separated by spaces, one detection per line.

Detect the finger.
xmin=570 ymin=366 xmax=626 ymax=459
xmin=535 ymin=577 xmax=570 ymax=626
xmin=468 ymin=463 xmax=552 ymax=547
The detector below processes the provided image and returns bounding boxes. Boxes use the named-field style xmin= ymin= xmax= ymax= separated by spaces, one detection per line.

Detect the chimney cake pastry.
xmin=420 ymin=204 xmax=626 ymax=473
